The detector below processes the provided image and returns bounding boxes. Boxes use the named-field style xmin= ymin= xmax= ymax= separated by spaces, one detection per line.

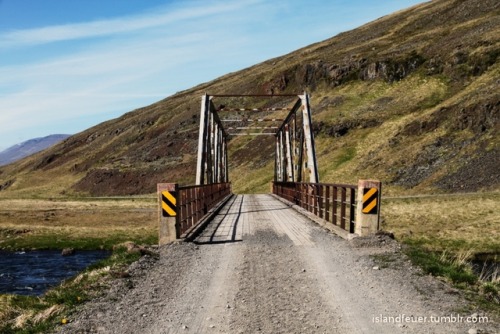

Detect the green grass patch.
xmin=0 ymin=198 xmax=158 ymax=252
xmin=402 ymin=241 xmax=500 ymax=315
xmin=333 ymin=146 xmax=356 ymax=169
xmin=0 ymin=231 xmax=157 ymax=252
xmin=404 ymin=243 xmax=477 ymax=286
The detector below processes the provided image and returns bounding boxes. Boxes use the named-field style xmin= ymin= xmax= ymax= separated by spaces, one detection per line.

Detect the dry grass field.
xmin=1 ymin=191 xmax=497 ymax=260
xmin=382 ymin=192 xmax=500 ymax=258
xmin=1 ymin=191 xmax=498 ymax=256
xmin=0 ymin=197 xmax=157 ymax=251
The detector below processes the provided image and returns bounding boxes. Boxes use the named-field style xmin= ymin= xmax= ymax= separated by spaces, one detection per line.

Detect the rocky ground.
xmin=55 ymin=195 xmax=498 ymax=334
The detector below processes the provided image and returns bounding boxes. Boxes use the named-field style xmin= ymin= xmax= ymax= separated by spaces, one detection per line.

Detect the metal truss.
xmin=195 ymin=93 xmax=318 ymax=185
xmin=274 ymin=93 xmax=319 ymax=183
xmin=196 ymin=94 xmax=229 ymax=185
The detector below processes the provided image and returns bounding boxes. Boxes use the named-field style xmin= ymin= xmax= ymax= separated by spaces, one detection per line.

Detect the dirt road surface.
xmin=57 ymin=194 xmax=498 ymax=334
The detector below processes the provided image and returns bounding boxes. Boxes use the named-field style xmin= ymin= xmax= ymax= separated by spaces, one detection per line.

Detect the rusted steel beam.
xmin=196 ymin=95 xmax=210 ymax=185
xmin=274 ymin=136 xmax=280 ymax=182
xmin=196 ymin=96 xmax=230 ymax=185
xmin=219 ymin=107 xmax=292 ymax=112
xmin=318 ymin=185 xmax=324 ymax=219
xmin=226 ymin=126 xmax=279 ymax=130
xmin=229 ymin=132 xmax=274 ymax=136
xmin=325 ymin=186 xmax=330 ymax=222
xmin=209 ymin=100 xmax=228 ymax=138
xmin=340 ymin=187 xmax=347 ymax=230
xmin=221 ymin=118 xmax=285 ymax=122
xmin=331 ymin=187 xmax=337 ymax=226
xmin=210 ymin=94 xmax=300 ymax=97
xmin=276 ymin=98 xmax=302 ymax=134
xmin=295 ymin=181 xmax=356 ymax=190
xmin=301 ymin=93 xmax=319 ymax=183
xmin=285 ymin=124 xmax=294 ymax=182
xmin=349 ymin=189 xmax=356 ymax=233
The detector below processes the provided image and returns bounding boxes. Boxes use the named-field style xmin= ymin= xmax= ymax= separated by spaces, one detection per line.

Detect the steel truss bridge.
xmin=158 ymin=93 xmax=381 ymax=244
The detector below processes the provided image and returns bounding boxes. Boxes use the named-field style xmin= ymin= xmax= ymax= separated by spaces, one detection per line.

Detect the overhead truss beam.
xmin=195 ymin=93 xmax=319 ymax=185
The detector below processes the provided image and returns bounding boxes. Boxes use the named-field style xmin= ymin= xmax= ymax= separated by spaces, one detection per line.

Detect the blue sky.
xmin=0 ymin=0 xmax=424 ymax=151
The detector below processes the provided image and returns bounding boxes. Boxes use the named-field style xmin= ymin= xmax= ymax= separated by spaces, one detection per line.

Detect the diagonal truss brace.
xmin=274 ymin=92 xmax=319 ymax=183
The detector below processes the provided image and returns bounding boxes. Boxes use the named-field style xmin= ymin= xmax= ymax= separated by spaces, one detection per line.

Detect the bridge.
xmin=158 ymin=93 xmax=382 ymax=245
xmin=56 ymin=94 xmax=482 ymax=334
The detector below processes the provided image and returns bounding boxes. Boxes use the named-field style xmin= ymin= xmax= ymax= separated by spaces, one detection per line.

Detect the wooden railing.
xmin=177 ymin=182 xmax=232 ymax=237
xmin=273 ymin=182 xmax=357 ymax=233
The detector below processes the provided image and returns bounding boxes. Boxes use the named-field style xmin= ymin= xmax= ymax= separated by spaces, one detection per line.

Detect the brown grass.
xmin=0 ymin=198 xmax=157 ymax=250
xmin=382 ymin=192 xmax=500 ymax=256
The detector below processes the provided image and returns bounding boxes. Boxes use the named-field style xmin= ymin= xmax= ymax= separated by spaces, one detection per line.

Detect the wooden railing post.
xmin=273 ymin=181 xmax=358 ymax=237
xmin=349 ymin=188 xmax=356 ymax=233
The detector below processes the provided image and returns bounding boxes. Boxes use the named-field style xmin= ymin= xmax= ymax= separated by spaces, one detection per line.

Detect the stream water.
xmin=0 ymin=250 xmax=110 ymax=296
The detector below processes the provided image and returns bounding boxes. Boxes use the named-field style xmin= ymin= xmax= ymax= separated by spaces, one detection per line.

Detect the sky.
xmin=0 ymin=0 xmax=425 ymax=152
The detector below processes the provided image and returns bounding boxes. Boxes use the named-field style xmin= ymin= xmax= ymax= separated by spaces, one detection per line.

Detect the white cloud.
xmin=0 ymin=0 xmax=275 ymax=150
xmin=0 ymin=0 xmax=263 ymax=49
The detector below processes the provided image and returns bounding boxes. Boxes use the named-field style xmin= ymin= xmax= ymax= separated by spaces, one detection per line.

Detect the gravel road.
xmin=56 ymin=194 xmax=498 ymax=334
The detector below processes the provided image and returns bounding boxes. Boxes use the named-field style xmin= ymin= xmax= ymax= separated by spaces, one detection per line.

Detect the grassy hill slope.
xmin=0 ymin=0 xmax=498 ymax=198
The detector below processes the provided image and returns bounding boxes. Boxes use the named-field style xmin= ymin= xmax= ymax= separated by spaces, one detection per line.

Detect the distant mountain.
xmin=0 ymin=135 xmax=71 ymax=166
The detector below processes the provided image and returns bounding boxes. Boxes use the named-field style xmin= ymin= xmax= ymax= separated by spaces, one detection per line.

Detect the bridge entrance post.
xmin=158 ymin=183 xmax=180 ymax=245
xmin=355 ymin=179 xmax=382 ymax=236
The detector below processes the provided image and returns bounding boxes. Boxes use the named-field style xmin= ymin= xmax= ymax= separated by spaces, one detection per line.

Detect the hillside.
xmin=0 ymin=0 xmax=498 ymax=197
xmin=0 ymin=134 xmax=71 ymax=167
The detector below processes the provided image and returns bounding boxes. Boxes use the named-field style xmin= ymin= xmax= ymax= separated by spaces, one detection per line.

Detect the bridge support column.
xmin=196 ymin=94 xmax=229 ymax=185
xmin=158 ymin=183 xmax=179 ymax=245
xmin=355 ymin=179 xmax=382 ymax=236
xmin=300 ymin=92 xmax=319 ymax=183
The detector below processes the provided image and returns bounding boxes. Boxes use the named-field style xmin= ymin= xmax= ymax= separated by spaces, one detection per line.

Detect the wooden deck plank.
xmin=195 ymin=194 xmax=314 ymax=245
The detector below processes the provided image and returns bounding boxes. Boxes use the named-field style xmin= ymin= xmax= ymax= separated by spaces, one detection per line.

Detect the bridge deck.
xmin=195 ymin=194 xmax=313 ymax=246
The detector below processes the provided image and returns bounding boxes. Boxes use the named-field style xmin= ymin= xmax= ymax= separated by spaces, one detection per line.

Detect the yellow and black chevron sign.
xmin=362 ymin=188 xmax=378 ymax=214
xmin=161 ymin=191 xmax=177 ymax=217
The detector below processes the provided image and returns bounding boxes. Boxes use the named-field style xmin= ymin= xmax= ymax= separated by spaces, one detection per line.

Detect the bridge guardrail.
xmin=158 ymin=182 xmax=232 ymax=244
xmin=177 ymin=182 xmax=232 ymax=237
xmin=273 ymin=181 xmax=357 ymax=233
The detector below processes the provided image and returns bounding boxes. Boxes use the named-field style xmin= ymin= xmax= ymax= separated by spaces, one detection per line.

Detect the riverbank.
xmin=0 ymin=198 xmax=159 ymax=332
xmin=0 ymin=243 xmax=155 ymax=333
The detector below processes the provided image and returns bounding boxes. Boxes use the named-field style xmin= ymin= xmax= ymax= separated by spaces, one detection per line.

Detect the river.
xmin=0 ymin=250 xmax=110 ymax=295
